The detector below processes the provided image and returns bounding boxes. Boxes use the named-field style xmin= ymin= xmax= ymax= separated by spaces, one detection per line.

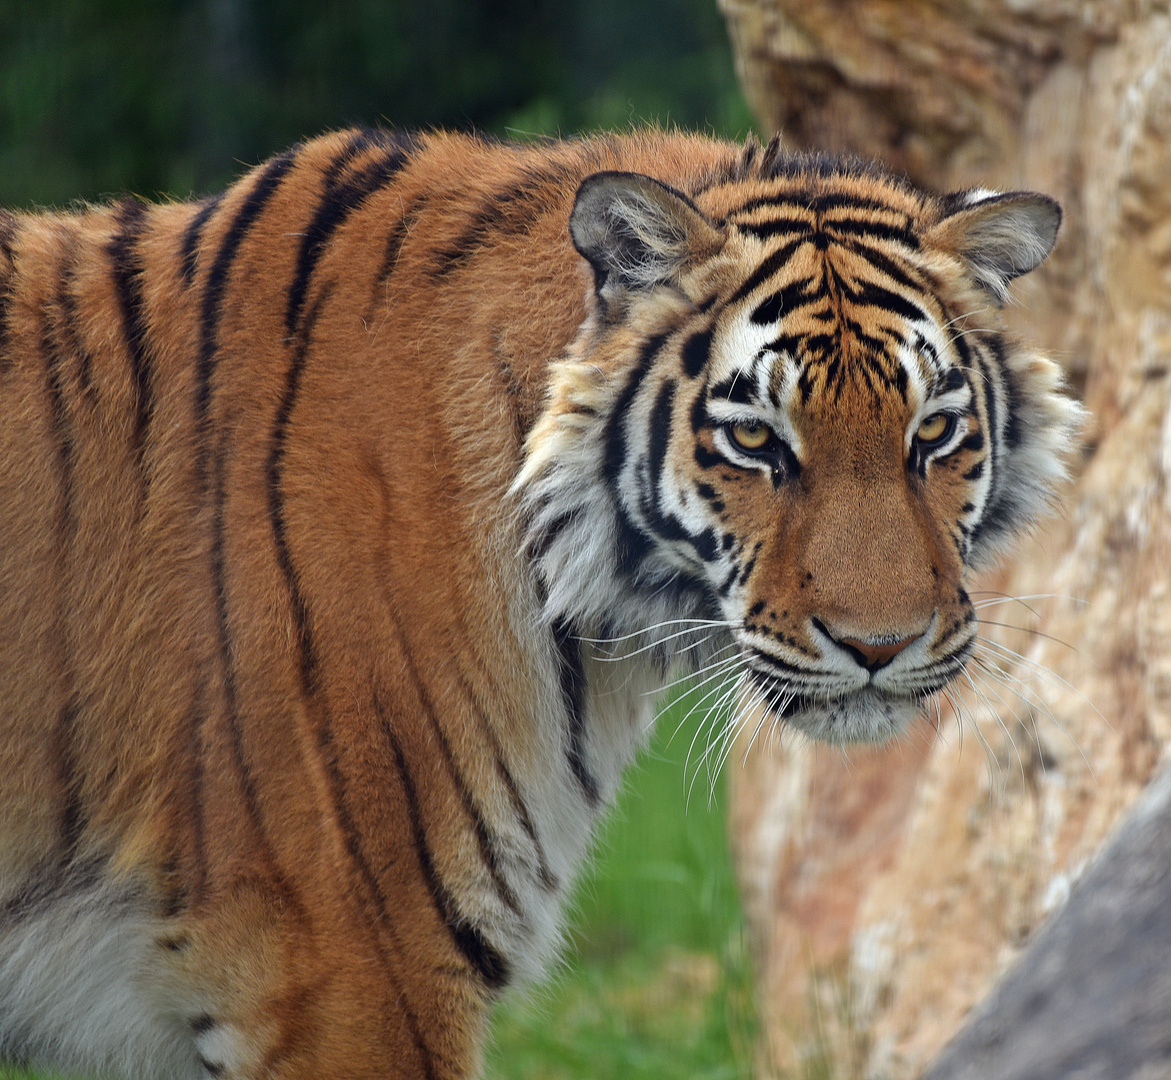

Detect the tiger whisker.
xmin=976 ymin=617 xmax=1078 ymax=652
xmin=654 ymin=647 xmax=742 ymax=706
xmin=580 ymin=617 xmax=738 ymax=646
xmin=973 ymin=636 xmax=1106 ymax=726
xmin=593 ymin=623 xmax=732 ymax=663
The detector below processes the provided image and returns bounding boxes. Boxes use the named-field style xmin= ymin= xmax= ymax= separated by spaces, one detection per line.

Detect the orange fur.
xmin=0 ymin=129 xmax=1081 ymax=1079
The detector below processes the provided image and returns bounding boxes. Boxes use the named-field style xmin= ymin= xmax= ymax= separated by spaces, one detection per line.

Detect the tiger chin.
xmin=0 ymin=128 xmax=1082 ymax=1080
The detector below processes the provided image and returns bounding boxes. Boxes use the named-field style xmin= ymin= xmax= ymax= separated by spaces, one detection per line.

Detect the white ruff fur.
xmin=0 ymin=877 xmax=203 ymax=1079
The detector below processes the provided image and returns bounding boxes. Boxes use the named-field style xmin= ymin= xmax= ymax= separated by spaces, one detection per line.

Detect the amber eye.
xmin=730 ymin=420 xmax=771 ymax=451
xmin=915 ymin=412 xmax=953 ymax=447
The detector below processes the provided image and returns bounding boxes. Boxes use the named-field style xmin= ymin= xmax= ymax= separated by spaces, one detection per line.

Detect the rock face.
xmin=718 ymin=2 xmax=1171 ymax=1076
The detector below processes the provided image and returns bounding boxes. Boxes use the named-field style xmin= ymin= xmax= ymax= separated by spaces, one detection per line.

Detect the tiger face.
xmin=522 ymin=156 xmax=1082 ymax=745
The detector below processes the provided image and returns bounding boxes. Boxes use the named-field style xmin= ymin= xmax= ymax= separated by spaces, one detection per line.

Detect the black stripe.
xmin=812 ymin=192 xmax=912 ymax=216
xmin=940 ymin=367 xmax=966 ymax=394
xmin=180 ymin=194 xmax=224 ymax=285
xmin=727 ymin=237 xmax=806 ymax=307
xmin=43 ymin=289 xmax=85 ymax=859
xmin=750 ymin=275 xmax=820 ymax=325
xmin=601 ymin=331 xmax=671 ymax=485
xmin=731 ymin=216 xmax=812 ymax=241
xmin=0 ymin=212 xmax=16 ymax=373
xmin=841 ymin=238 xmax=925 ymax=293
xmin=827 ymin=216 xmax=919 ymax=248
xmin=106 ymin=196 xmax=155 ymax=496
xmin=958 ymin=334 xmax=998 ymax=549
xmin=265 ymin=265 xmax=495 ymax=1019
xmin=285 ymin=138 xmax=413 ymax=337
xmin=54 ymin=255 xmax=98 ymax=405
xmin=428 ymin=163 xmax=571 ymax=279
xmin=491 ymin=756 xmax=557 ymax=892
xmin=192 ymin=149 xmax=309 ymax=935
xmin=268 ymin=284 xmax=332 ymax=697
xmin=373 ymin=193 xmax=428 ymax=296
xmin=277 ymin=243 xmax=523 ymax=935
xmin=552 ymin=618 xmax=598 ymax=805
xmin=728 ymin=191 xmax=904 ymax=218
xmin=455 ymin=671 xmax=558 ymax=892
xmin=988 ymin=336 xmax=1023 ymax=449
xmin=844 ymin=279 xmax=927 ymax=324
xmin=680 ymin=327 xmax=713 ymax=378
xmin=528 ymin=506 xmax=584 ymax=563
xmin=198 ymin=148 xmax=300 ymax=852
xmin=379 ymin=712 xmax=512 ymax=989
xmin=195 ymin=146 xmax=300 ymax=444
xmin=313 ymin=709 xmax=441 ymax=1080
xmin=644 ymin=379 xmax=677 ymax=502
xmin=398 ymin=642 xmax=523 ymax=917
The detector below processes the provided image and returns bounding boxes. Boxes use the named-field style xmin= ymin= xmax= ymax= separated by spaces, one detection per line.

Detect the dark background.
xmin=0 ymin=0 xmax=755 ymax=209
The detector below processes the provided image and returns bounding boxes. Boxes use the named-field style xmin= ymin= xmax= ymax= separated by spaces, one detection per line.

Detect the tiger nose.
xmin=836 ymin=633 xmax=921 ymax=672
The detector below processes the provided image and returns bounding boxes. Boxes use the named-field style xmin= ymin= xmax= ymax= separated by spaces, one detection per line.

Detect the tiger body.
xmin=0 ymin=129 xmax=1080 ymax=1079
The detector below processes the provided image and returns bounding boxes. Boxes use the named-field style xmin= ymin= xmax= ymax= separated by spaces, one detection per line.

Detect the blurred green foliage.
xmin=0 ymin=0 xmax=755 ymax=208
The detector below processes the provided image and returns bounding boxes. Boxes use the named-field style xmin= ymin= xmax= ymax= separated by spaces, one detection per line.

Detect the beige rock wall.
xmin=718 ymin=2 xmax=1171 ymax=1076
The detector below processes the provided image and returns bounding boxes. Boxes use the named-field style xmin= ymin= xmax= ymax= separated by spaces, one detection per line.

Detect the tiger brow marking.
xmin=106 ymin=195 xmax=156 ymax=502
xmin=841 ymin=237 xmax=928 ymax=294
xmin=825 ymin=215 xmax=919 ymax=248
xmin=727 ymin=236 xmax=807 ymax=308
xmin=194 ymin=145 xmax=305 ymax=916
xmin=40 ymin=252 xmax=86 ymax=862
xmin=731 ymin=216 xmax=812 ymax=241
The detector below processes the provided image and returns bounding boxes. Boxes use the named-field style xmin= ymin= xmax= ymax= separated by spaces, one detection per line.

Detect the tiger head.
xmin=519 ymin=148 xmax=1083 ymax=744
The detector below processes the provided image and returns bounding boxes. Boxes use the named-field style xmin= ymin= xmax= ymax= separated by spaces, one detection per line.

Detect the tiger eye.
xmin=731 ymin=421 xmax=771 ymax=451
xmin=916 ymin=413 xmax=950 ymax=445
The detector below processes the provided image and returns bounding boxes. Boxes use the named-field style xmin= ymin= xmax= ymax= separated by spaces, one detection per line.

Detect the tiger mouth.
xmin=741 ymin=661 xmax=928 ymax=741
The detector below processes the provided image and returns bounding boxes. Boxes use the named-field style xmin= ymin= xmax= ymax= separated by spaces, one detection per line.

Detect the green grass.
xmin=485 ymin=689 xmax=757 ymax=1080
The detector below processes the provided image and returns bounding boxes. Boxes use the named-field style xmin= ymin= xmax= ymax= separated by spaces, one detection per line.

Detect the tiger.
xmin=0 ymin=126 xmax=1082 ymax=1080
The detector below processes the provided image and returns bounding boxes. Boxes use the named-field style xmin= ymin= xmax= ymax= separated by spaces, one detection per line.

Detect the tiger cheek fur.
xmin=0 ymin=129 xmax=1083 ymax=1080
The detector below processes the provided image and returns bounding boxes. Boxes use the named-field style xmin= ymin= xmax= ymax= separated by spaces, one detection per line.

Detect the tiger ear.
xmin=570 ymin=172 xmax=725 ymax=300
xmin=929 ymin=190 xmax=1061 ymax=305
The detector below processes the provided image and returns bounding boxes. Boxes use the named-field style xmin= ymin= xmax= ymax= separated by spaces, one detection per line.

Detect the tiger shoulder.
xmin=0 ymin=127 xmax=1083 ymax=1080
